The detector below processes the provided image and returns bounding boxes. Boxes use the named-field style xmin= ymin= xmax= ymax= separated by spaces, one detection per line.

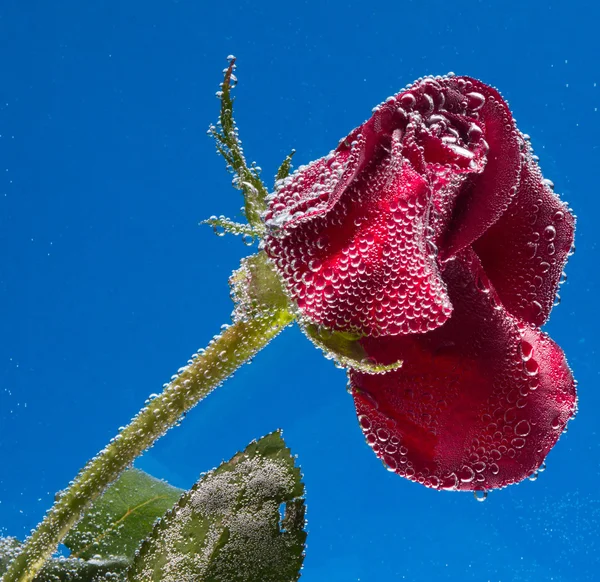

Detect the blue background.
xmin=1 ymin=1 xmax=598 ymax=580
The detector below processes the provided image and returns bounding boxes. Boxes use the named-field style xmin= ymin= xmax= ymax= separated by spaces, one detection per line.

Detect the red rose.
xmin=264 ymin=75 xmax=576 ymax=492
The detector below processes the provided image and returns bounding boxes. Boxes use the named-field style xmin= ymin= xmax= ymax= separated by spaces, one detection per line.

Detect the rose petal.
xmin=440 ymin=78 xmax=522 ymax=260
xmin=473 ymin=151 xmax=575 ymax=326
xmin=351 ymin=250 xmax=576 ymax=491
xmin=266 ymin=132 xmax=452 ymax=336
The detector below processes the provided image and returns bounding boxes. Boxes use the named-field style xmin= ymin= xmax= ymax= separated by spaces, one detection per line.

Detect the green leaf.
xmin=64 ymin=469 xmax=184 ymax=561
xmin=0 ymin=538 xmax=21 ymax=577
xmin=0 ymin=537 xmax=129 ymax=581
xmin=303 ymin=323 xmax=404 ymax=374
xmin=229 ymin=252 xmax=290 ymax=323
xmin=127 ymin=430 xmax=306 ymax=582
xmin=208 ymin=57 xmax=269 ymax=232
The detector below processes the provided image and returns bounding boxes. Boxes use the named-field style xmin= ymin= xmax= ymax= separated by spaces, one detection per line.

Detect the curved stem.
xmin=2 ymin=309 xmax=294 ymax=582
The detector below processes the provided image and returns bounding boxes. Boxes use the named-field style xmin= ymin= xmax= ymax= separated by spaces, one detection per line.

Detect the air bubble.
xmin=426 ymin=239 xmax=438 ymax=259
xmin=511 ymin=437 xmax=526 ymax=449
xmin=441 ymin=473 xmax=458 ymax=490
xmin=458 ymin=465 xmax=475 ymax=483
xmin=466 ymin=92 xmax=486 ymax=111
xmin=476 ymin=274 xmax=490 ymax=293
xmin=383 ymin=455 xmax=398 ymax=471
xmin=358 ymin=414 xmax=371 ymax=431
xmin=376 ymin=428 xmax=390 ymax=442
xmin=543 ymin=225 xmax=557 ymax=241
xmin=531 ymin=300 xmax=543 ymax=321
xmin=400 ymin=93 xmax=416 ymax=108
xmin=525 ymin=242 xmax=538 ymax=259
xmin=542 ymin=178 xmax=555 ymax=190
xmin=519 ymin=340 xmax=534 ymax=361
xmin=473 ymin=489 xmax=488 ymax=502
xmin=514 ymin=420 xmax=531 ymax=437
xmin=524 ymin=359 xmax=539 ymax=377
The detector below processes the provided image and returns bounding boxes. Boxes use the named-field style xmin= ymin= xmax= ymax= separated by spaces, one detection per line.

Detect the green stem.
xmin=2 ymin=309 xmax=294 ymax=582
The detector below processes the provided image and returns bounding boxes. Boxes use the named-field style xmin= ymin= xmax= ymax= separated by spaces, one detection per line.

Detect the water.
xmin=1 ymin=1 xmax=598 ymax=580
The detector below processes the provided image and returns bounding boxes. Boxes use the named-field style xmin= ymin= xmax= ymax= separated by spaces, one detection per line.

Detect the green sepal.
xmin=126 ymin=431 xmax=306 ymax=582
xmin=201 ymin=215 xmax=260 ymax=242
xmin=64 ymin=469 xmax=184 ymax=561
xmin=275 ymin=149 xmax=296 ymax=182
xmin=229 ymin=251 xmax=291 ymax=323
xmin=208 ymin=57 xmax=269 ymax=232
xmin=303 ymin=323 xmax=403 ymax=374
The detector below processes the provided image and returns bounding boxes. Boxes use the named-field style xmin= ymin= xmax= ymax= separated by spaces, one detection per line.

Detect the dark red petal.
xmin=440 ymin=78 xmax=522 ymax=260
xmin=473 ymin=151 xmax=575 ymax=326
xmin=351 ymin=250 xmax=576 ymax=491
xmin=266 ymin=133 xmax=452 ymax=337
